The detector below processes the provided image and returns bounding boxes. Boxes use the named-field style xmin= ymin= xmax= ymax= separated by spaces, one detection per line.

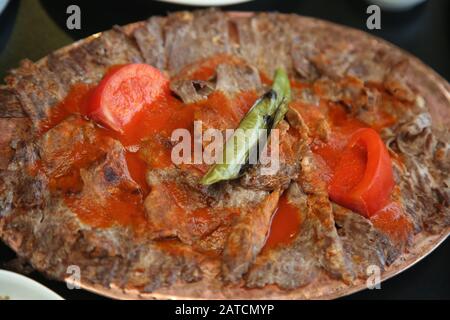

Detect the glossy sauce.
xmin=264 ymin=80 xmax=410 ymax=247
xmin=40 ymin=83 xmax=94 ymax=134
xmin=370 ymin=186 xmax=413 ymax=244
xmin=41 ymin=70 xmax=258 ymax=232
xmin=264 ymin=194 xmax=302 ymax=250
xmin=65 ymin=189 xmax=147 ymax=230
xmin=40 ymin=67 xmax=410 ymax=249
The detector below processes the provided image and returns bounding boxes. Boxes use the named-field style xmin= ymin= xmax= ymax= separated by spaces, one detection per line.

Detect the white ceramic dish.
xmin=367 ymin=0 xmax=427 ymax=11
xmin=0 ymin=270 xmax=63 ymax=300
xmin=156 ymin=0 xmax=252 ymax=6
xmin=0 ymin=0 xmax=10 ymax=16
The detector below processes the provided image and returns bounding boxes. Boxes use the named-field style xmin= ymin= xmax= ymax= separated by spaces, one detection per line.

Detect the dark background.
xmin=0 ymin=0 xmax=449 ymax=300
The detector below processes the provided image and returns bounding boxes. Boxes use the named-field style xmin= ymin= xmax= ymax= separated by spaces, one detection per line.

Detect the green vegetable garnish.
xmin=200 ymin=68 xmax=291 ymax=185
xmin=272 ymin=68 xmax=291 ymax=128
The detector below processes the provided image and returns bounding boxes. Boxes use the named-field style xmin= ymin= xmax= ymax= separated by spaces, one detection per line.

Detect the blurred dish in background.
xmin=0 ymin=0 xmax=10 ymax=16
xmin=0 ymin=270 xmax=63 ymax=300
xmin=156 ymin=0 xmax=253 ymax=6
xmin=367 ymin=0 xmax=427 ymax=11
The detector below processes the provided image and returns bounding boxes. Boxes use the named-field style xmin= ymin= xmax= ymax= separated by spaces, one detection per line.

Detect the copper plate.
xmin=30 ymin=12 xmax=449 ymax=300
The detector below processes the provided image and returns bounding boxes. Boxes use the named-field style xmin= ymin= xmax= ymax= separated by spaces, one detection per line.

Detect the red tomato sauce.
xmin=39 ymin=83 xmax=94 ymax=134
xmin=40 ymin=69 xmax=258 ymax=232
xmin=292 ymin=81 xmax=411 ymax=246
xmin=370 ymin=186 xmax=413 ymax=245
xmin=264 ymin=194 xmax=302 ymax=250
xmin=65 ymin=189 xmax=148 ymax=231
xmin=39 ymin=68 xmax=411 ymax=248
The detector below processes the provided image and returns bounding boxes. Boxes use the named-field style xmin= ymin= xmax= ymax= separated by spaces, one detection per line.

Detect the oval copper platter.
xmin=17 ymin=11 xmax=450 ymax=299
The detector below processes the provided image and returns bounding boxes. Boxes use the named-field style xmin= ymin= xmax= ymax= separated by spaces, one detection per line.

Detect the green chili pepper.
xmin=272 ymin=68 xmax=291 ymax=128
xmin=200 ymin=68 xmax=291 ymax=185
xmin=200 ymin=91 xmax=277 ymax=185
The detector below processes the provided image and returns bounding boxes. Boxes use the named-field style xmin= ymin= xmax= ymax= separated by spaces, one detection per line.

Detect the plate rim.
xmin=11 ymin=11 xmax=450 ymax=300
xmin=155 ymin=0 xmax=253 ymax=7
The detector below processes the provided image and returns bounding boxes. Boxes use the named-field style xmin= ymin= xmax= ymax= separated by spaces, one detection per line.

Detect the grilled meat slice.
xmin=222 ymin=189 xmax=280 ymax=283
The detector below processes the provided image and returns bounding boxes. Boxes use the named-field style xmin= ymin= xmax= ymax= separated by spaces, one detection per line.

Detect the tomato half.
xmin=329 ymin=128 xmax=395 ymax=218
xmin=88 ymin=64 xmax=169 ymax=132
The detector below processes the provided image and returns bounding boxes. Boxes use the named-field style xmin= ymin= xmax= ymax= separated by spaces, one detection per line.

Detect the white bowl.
xmin=0 ymin=270 xmax=63 ymax=300
xmin=156 ymin=0 xmax=253 ymax=6
xmin=0 ymin=0 xmax=10 ymax=15
xmin=367 ymin=0 xmax=427 ymax=11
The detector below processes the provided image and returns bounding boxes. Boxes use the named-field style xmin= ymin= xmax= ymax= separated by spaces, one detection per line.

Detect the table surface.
xmin=0 ymin=0 xmax=449 ymax=300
